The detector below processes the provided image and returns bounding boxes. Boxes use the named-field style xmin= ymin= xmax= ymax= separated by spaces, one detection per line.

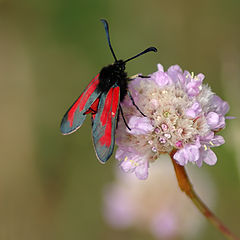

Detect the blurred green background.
xmin=0 ymin=0 xmax=240 ymax=239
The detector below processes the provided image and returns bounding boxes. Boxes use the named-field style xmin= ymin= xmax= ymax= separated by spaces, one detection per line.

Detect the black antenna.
xmin=100 ymin=19 xmax=117 ymax=62
xmin=124 ymin=47 xmax=157 ymax=63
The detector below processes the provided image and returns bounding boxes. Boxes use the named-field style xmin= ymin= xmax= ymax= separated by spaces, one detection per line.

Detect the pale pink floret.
xmin=210 ymin=95 xmax=229 ymax=115
xmin=206 ymin=112 xmax=225 ymax=130
xmin=185 ymin=73 xmax=204 ymax=97
xmin=167 ymin=65 xmax=183 ymax=83
xmin=185 ymin=101 xmax=202 ymax=118
xmin=116 ymin=146 xmax=149 ymax=180
xmin=174 ymin=144 xmax=200 ymax=166
xmin=127 ymin=116 xmax=154 ymax=135
xmin=152 ymin=65 xmax=172 ymax=87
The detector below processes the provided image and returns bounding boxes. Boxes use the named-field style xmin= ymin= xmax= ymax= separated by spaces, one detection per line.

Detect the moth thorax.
xmin=98 ymin=60 xmax=126 ymax=93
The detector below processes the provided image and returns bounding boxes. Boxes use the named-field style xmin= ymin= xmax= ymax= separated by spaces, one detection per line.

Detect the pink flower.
xmin=116 ymin=146 xmax=149 ymax=180
xmin=103 ymin=185 xmax=135 ymax=228
xmin=103 ymin=159 xmax=216 ymax=239
xmin=151 ymin=211 xmax=178 ymax=238
xmin=115 ymin=64 xmax=231 ymax=179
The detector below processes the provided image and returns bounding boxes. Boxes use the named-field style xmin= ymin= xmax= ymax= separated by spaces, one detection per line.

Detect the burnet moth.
xmin=60 ymin=19 xmax=157 ymax=163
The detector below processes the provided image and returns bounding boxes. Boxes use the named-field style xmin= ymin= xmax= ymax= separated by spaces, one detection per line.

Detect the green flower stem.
xmin=170 ymin=150 xmax=239 ymax=240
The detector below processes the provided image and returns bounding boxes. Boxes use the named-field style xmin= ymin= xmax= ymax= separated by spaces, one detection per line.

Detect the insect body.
xmin=98 ymin=60 xmax=127 ymax=101
xmin=60 ymin=19 xmax=157 ymax=163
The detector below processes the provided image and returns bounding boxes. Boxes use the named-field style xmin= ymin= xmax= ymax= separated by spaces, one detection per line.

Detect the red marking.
xmin=79 ymin=76 xmax=99 ymax=111
xmin=91 ymin=98 xmax=100 ymax=112
xmin=112 ymin=87 xmax=120 ymax=114
xmin=99 ymin=87 xmax=120 ymax=147
xmin=67 ymin=74 xmax=99 ymax=127
xmin=100 ymin=88 xmax=113 ymax=126
xmin=99 ymin=111 xmax=112 ymax=147
xmin=84 ymin=98 xmax=100 ymax=115
xmin=104 ymin=115 xmax=112 ymax=147
xmin=68 ymin=96 xmax=83 ymax=127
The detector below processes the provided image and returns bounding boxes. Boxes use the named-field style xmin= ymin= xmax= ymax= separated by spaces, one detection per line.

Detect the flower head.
xmin=116 ymin=64 xmax=230 ymax=179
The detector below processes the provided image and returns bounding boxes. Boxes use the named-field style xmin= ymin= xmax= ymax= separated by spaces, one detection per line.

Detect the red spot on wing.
xmin=84 ymin=98 xmax=100 ymax=115
xmin=99 ymin=87 xmax=120 ymax=147
xmin=102 ymin=117 xmax=112 ymax=147
xmin=79 ymin=75 xmax=99 ymax=111
xmin=67 ymin=74 xmax=99 ymax=127
xmin=112 ymin=87 xmax=120 ymax=115
xmin=90 ymin=98 xmax=100 ymax=112
xmin=100 ymin=88 xmax=114 ymax=125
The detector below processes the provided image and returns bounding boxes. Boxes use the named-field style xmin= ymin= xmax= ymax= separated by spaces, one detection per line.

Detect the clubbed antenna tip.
xmin=100 ymin=19 xmax=117 ymax=62
xmin=124 ymin=47 xmax=158 ymax=63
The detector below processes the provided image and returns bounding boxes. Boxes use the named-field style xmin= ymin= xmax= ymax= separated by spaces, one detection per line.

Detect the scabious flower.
xmin=103 ymin=158 xmax=215 ymax=239
xmin=116 ymin=64 xmax=230 ymax=179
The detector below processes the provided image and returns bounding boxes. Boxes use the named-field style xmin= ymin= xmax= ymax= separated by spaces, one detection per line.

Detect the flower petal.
xmin=120 ymin=159 xmax=136 ymax=173
xmin=185 ymin=101 xmax=202 ymax=118
xmin=196 ymin=158 xmax=203 ymax=167
xmin=206 ymin=112 xmax=225 ymax=129
xmin=210 ymin=95 xmax=229 ymax=115
xmin=206 ymin=112 xmax=219 ymax=128
xmin=173 ymin=144 xmax=200 ymax=165
xmin=167 ymin=65 xmax=183 ymax=82
xmin=200 ymin=148 xmax=217 ymax=165
xmin=211 ymin=135 xmax=225 ymax=147
xmin=173 ymin=149 xmax=188 ymax=166
xmin=200 ymin=131 xmax=214 ymax=142
xmin=196 ymin=73 xmax=205 ymax=82
xmin=152 ymin=71 xmax=171 ymax=87
xmin=127 ymin=116 xmax=154 ymax=135
xmin=186 ymin=80 xmax=202 ymax=97
xmin=135 ymin=161 xmax=149 ymax=180
xmin=157 ymin=63 xmax=164 ymax=72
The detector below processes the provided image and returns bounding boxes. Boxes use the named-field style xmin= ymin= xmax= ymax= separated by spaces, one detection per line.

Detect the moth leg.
xmin=129 ymin=74 xmax=139 ymax=80
xmin=127 ymin=91 xmax=146 ymax=117
xmin=129 ymin=74 xmax=150 ymax=81
xmin=119 ymin=104 xmax=131 ymax=131
xmin=91 ymin=115 xmax=94 ymax=127
xmin=138 ymin=74 xmax=150 ymax=78
xmin=116 ymin=110 xmax=120 ymax=129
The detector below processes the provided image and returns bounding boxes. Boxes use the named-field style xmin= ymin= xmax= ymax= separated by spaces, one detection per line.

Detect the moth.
xmin=60 ymin=19 xmax=157 ymax=163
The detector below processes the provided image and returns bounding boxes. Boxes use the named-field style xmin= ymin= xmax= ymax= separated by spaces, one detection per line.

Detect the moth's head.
xmin=114 ymin=60 xmax=126 ymax=71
